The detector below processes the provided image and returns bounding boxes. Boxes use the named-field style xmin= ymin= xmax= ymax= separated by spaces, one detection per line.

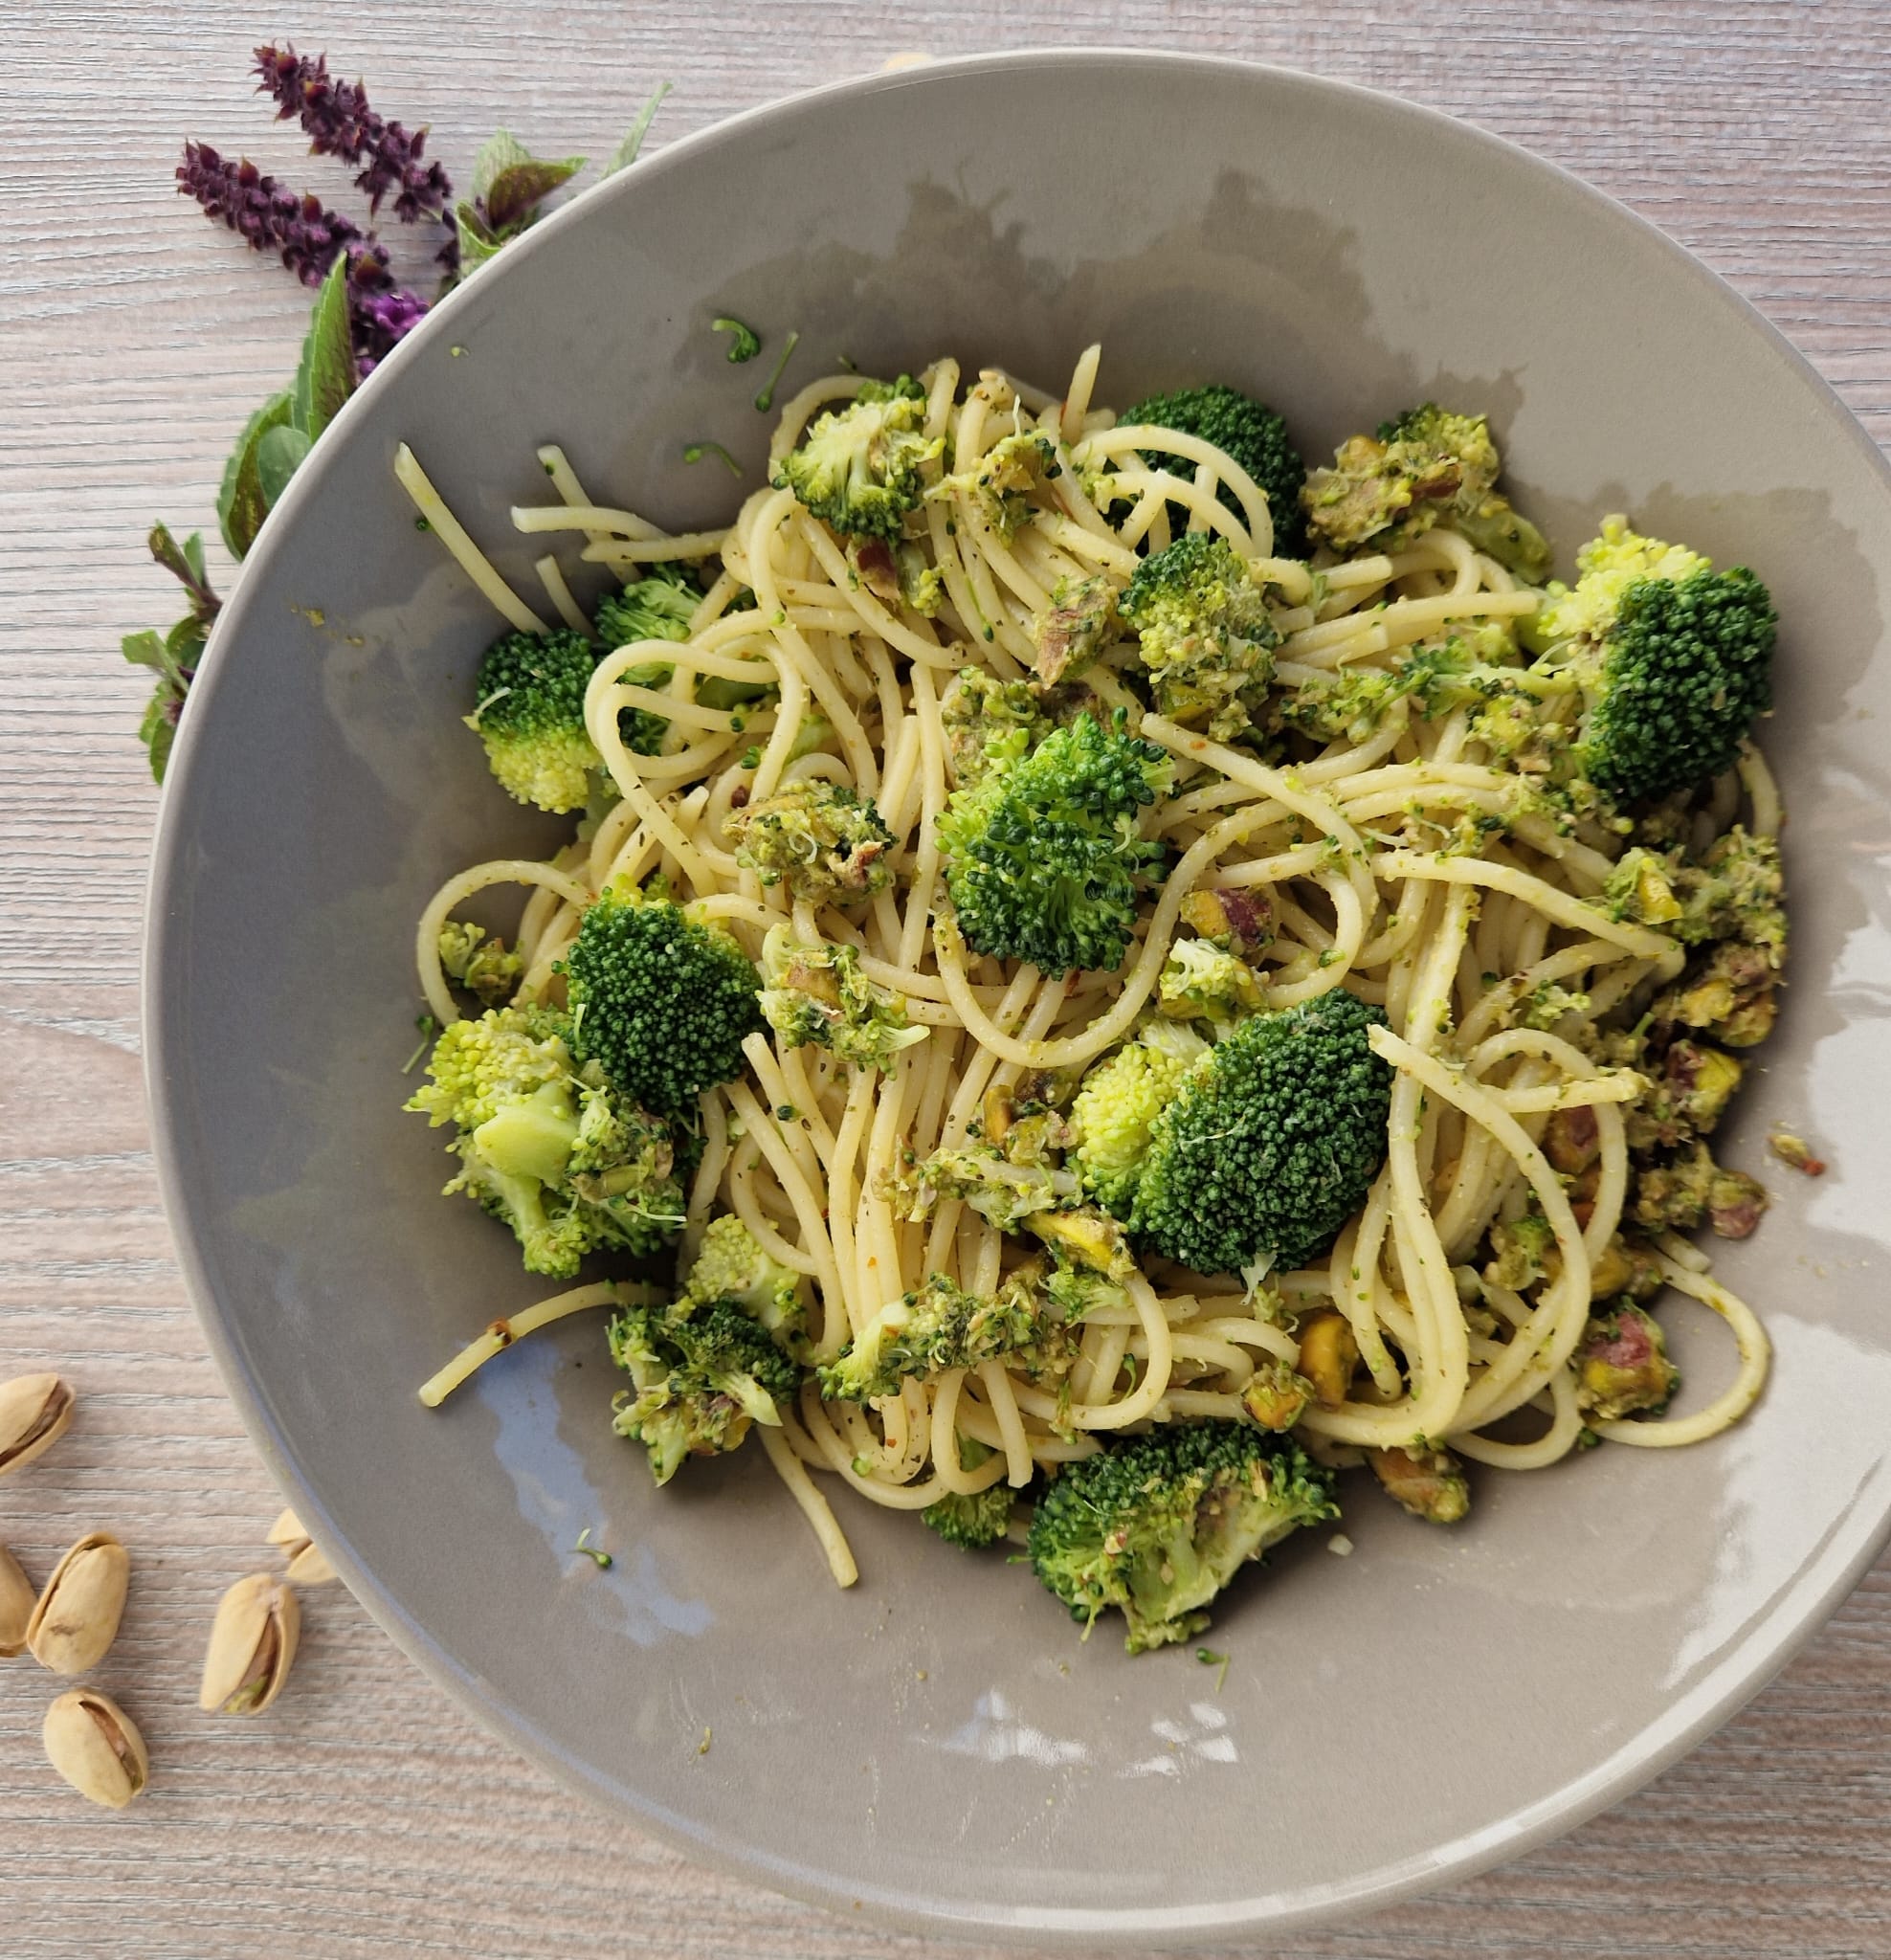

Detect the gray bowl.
xmin=146 ymin=50 xmax=1891 ymax=1947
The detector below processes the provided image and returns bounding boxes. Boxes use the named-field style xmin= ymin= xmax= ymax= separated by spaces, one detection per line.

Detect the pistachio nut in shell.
xmin=25 ymin=1531 xmax=129 ymax=1676
xmin=200 ymin=1572 xmax=300 ymax=1715
xmin=43 ymin=1688 xmax=148 ymax=1809
xmin=265 ymin=1506 xmax=338 ymax=1586
xmin=0 ymin=1372 xmax=75 ymax=1477
xmin=0 ymin=1544 xmax=34 ymax=1658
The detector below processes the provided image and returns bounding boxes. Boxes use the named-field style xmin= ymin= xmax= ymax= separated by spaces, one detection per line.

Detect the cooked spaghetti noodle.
xmin=402 ymin=348 xmax=1783 ymax=1601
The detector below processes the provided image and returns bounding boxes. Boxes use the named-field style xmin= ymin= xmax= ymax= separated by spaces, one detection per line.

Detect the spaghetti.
xmin=403 ymin=349 xmax=1782 ymax=1596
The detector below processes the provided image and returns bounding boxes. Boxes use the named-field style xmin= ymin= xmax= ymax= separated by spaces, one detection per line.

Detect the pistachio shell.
xmin=266 ymin=1506 xmax=338 ymax=1587
xmin=43 ymin=1688 xmax=148 ymax=1808
xmin=0 ymin=1544 xmax=35 ymax=1658
xmin=200 ymin=1572 xmax=300 ymax=1715
xmin=26 ymin=1532 xmax=129 ymax=1676
xmin=0 ymin=1373 xmax=75 ymax=1477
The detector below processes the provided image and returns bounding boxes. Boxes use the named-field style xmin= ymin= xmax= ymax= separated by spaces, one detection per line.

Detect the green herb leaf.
xmin=256 ymin=423 xmax=314 ymax=506
xmin=473 ymin=129 xmax=534 ymax=200
xmin=147 ymin=523 xmax=220 ymax=624
xmin=482 ymin=155 xmax=585 ymax=233
xmin=293 ymin=260 xmax=356 ymax=444
xmin=121 ymin=628 xmax=168 ymax=675
xmin=453 ymin=201 xmax=507 ymax=273
xmin=601 ymin=81 xmax=672 ymax=178
xmin=215 ymin=390 xmax=295 ymax=561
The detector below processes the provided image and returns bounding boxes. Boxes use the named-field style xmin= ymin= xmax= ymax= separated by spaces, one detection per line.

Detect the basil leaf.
xmin=293 ymin=260 xmax=356 ymax=444
xmin=602 ymin=82 xmax=671 ymax=179
xmin=216 ymin=390 xmax=295 ymax=561
xmin=454 ymin=201 xmax=507 ymax=274
xmin=481 ymin=156 xmax=584 ymax=233
xmin=256 ymin=424 xmax=314 ymax=507
xmin=473 ymin=129 xmax=533 ymax=200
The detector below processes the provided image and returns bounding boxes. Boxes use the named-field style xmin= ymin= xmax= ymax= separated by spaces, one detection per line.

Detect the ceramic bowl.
xmin=147 ymin=50 xmax=1891 ymax=1946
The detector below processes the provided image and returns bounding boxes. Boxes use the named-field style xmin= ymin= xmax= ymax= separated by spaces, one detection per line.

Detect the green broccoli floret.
xmin=1157 ymin=937 xmax=1263 ymax=1024
xmin=1067 ymin=1026 xmax=1206 ymax=1215
xmin=562 ymin=886 xmax=763 ymax=1118
xmin=407 ymin=1006 xmax=685 ymax=1276
xmin=939 ymin=668 xmax=1052 ymax=786
xmin=592 ymin=564 xmax=699 ymax=649
xmin=1027 ymin=1422 xmax=1338 ymax=1653
xmin=1119 ymin=532 xmax=1279 ymax=742
xmin=676 ymin=1212 xmax=807 ymax=1350
xmin=1033 ymin=573 xmax=1121 ymax=690
xmin=1301 ymin=404 xmax=1549 ymax=578
xmin=1524 ymin=518 xmax=1776 ymax=803
xmin=773 ymin=375 xmax=943 ymax=541
xmin=467 ymin=628 xmax=603 ymax=813
xmin=1130 ymin=991 xmax=1391 ymax=1276
xmin=1279 ymin=625 xmax=1534 ymax=748
xmin=1123 ymin=385 xmax=1307 ymax=552
xmin=922 ymin=1437 xmax=1015 ymax=1549
xmin=817 ymin=1260 xmax=1090 ymax=1403
xmin=723 ymin=779 xmax=895 ymax=904
xmin=938 ymin=710 xmax=1171 ymax=976
xmin=609 ymin=1297 xmax=799 ymax=1485
xmin=934 ymin=431 xmax=1061 ymax=543
xmin=756 ymin=924 xmax=927 ymax=1072
xmin=436 ymin=922 xmax=524 ymax=1008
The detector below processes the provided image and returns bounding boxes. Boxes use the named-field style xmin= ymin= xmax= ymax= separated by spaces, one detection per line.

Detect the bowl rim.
xmin=143 ymin=44 xmax=1891 ymax=1947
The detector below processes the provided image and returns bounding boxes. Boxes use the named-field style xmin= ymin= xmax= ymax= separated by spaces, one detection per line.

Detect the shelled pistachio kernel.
xmin=43 ymin=1689 xmax=148 ymax=1809
xmin=266 ymin=1506 xmax=337 ymax=1586
xmin=0 ymin=1373 xmax=75 ymax=1477
xmin=0 ymin=1544 xmax=35 ymax=1658
xmin=200 ymin=1572 xmax=300 ymax=1715
xmin=25 ymin=1532 xmax=130 ymax=1677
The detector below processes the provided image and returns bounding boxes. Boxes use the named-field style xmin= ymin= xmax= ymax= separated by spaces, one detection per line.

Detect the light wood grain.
xmin=5 ymin=4 xmax=1891 ymax=1954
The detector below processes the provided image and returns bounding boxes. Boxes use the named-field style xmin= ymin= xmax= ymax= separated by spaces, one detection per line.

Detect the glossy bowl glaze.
xmin=146 ymin=51 xmax=1891 ymax=1946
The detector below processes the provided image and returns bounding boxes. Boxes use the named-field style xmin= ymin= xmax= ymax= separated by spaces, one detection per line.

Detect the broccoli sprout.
xmin=938 ymin=709 xmax=1171 ymax=976
xmin=1026 ymin=1422 xmax=1338 ymax=1652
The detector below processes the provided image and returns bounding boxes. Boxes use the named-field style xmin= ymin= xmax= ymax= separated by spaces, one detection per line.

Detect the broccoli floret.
xmin=818 ymin=1257 xmax=1097 ymax=1403
xmin=1483 ymin=1209 xmax=1557 ymax=1292
xmin=1368 ymin=1444 xmax=1471 ymax=1524
xmin=437 ymin=922 xmax=524 ymax=1008
xmin=1157 ymin=937 xmax=1263 ymax=1025
xmin=922 ymin=1437 xmax=1015 ymax=1549
xmin=1123 ymin=385 xmax=1307 ymax=553
xmin=1574 ymin=1303 xmax=1680 ymax=1420
xmin=407 ymin=1006 xmax=685 ymax=1275
xmin=1033 ymin=573 xmax=1121 ymax=690
xmin=1067 ymin=1028 xmax=1205 ymax=1216
xmin=939 ymin=668 xmax=1052 ymax=786
xmin=676 ymin=1213 xmax=807 ymax=1349
xmin=1119 ymin=532 xmax=1279 ymax=743
xmin=1027 ymin=1422 xmax=1338 ymax=1653
xmin=1130 ymin=991 xmax=1391 ymax=1275
xmin=1279 ymin=626 xmax=1535 ymax=750
xmin=756 ymin=924 xmax=926 ymax=1072
xmin=773 ymin=376 xmax=943 ymax=541
xmin=562 ymin=886 xmax=763 ymax=1118
xmin=592 ymin=564 xmax=699 ymax=649
xmin=1301 ymin=404 xmax=1549 ymax=579
xmin=935 ymin=431 xmax=1060 ymax=543
xmin=723 ymin=779 xmax=895 ymax=904
xmin=1525 ymin=519 xmax=1776 ymax=803
xmin=609 ymin=1298 xmax=799 ymax=1485
xmin=938 ymin=710 xmax=1171 ymax=976
xmin=467 ymin=628 xmax=602 ymax=813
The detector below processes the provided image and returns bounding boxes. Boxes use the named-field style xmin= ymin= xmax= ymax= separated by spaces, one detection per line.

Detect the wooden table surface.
xmin=6 ymin=4 xmax=1890 ymax=1954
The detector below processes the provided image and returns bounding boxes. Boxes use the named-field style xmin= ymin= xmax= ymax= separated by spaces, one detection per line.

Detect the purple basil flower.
xmin=352 ymin=281 xmax=431 ymax=372
xmin=253 ymin=43 xmax=457 ymax=269
xmin=177 ymin=140 xmax=388 ymax=287
xmin=178 ymin=142 xmax=430 ymax=378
